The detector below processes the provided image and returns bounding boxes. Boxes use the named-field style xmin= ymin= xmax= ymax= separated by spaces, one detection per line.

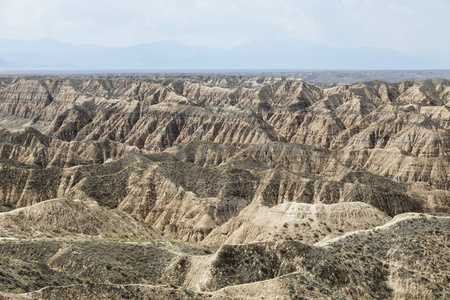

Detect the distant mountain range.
xmin=0 ymin=37 xmax=448 ymax=71
xmin=0 ymin=57 xmax=16 ymax=68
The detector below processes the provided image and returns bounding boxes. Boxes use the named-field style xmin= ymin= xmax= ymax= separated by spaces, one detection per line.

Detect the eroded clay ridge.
xmin=0 ymin=212 xmax=448 ymax=299
xmin=0 ymin=75 xmax=449 ymax=299
xmin=0 ymin=75 xmax=449 ymax=243
xmin=1 ymin=76 xmax=450 ymax=156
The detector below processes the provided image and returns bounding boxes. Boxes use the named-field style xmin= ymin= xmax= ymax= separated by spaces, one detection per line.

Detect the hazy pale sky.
xmin=0 ymin=0 xmax=448 ymax=55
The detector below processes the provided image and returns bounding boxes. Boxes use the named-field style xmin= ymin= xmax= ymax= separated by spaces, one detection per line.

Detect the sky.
xmin=0 ymin=0 xmax=448 ymax=57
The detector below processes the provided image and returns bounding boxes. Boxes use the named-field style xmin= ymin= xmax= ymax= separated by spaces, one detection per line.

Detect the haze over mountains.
xmin=1 ymin=0 xmax=450 ymax=298
xmin=0 ymin=38 xmax=449 ymax=71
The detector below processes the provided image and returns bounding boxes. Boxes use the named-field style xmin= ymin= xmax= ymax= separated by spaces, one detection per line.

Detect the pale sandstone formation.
xmin=163 ymin=213 xmax=449 ymax=299
xmin=0 ymin=75 xmax=449 ymax=299
xmin=0 ymin=77 xmax=449 ymax=156
xmin=1 ymin=210 xmax=448 ymax=299
xmin=1 ymin=76 xmax=449 ymax=243
xmin=0 ymin=198 xmax=157 ymax=238
xmin=0 ymin=128 xmax=430 ymax=242
xmin=203 ymin=202 xmax=391 ymax=245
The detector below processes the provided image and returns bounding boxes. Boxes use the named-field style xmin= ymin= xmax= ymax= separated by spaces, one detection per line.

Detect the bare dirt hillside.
xmin=0 ymin=75 xmax=449 ymax=299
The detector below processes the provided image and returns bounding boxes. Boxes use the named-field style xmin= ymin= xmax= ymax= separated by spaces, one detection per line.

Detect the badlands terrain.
xmin=0 ymin=75 xmax=448 ymax=299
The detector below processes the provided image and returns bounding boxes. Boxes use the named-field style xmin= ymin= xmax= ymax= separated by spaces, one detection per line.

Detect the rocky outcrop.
xmin=0 ymin=213 xmax=447 ymax=299
xmin=1 ymin=77 xmax=450 ymax=156
xmin=0 ymin=126 xmax=142 ymax=168
xmin=203 ymin=202 xmax=391 ymax=245
xmin=0 ymin=237 xmax=213 ymax=293
xmin=164 ymin=213 xmax=450 ymax=299
xmin=0 ymin=75 xmax=450 ymax=298
xmin=0 ymin=198 xmax=157 ymax=238
xmin=0 ymin=123 xmax=446 ymax=243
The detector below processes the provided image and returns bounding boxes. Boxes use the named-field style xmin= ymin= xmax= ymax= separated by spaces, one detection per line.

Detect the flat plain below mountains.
xmin=0 ymin=75 xmax=449 ymax=299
